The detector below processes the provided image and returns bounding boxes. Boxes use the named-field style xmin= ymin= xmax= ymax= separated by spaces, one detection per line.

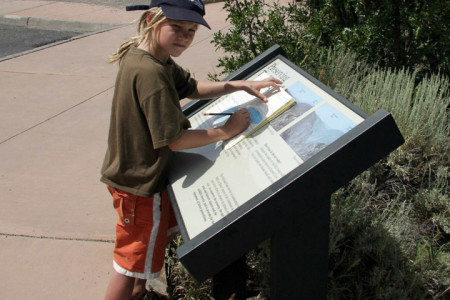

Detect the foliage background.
xmin=211 ymin=0 xmax=450 ymax=79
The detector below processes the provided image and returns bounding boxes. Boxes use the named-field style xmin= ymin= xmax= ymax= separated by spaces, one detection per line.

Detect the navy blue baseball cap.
xmin=126 ymin=0 xmax=211 ymax=29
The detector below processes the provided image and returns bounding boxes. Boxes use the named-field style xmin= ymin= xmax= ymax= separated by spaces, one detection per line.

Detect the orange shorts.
xmin=107 ymin=186 xmax=178 ymax=279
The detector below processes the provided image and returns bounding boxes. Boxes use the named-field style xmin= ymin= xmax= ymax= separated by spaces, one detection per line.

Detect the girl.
xmin=101 ymin=0 xmax=281 ymax=299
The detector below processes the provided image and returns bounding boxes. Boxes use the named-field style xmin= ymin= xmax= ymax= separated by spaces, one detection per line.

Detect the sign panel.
xmin=168 ymin=47 xmax=403 ymax=282
xmin=170 ymin=56 xmax=365 ymax=239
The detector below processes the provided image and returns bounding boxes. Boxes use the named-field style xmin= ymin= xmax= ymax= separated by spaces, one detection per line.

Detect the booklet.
xmin=201 ymin=87 xmax=295 ymax=150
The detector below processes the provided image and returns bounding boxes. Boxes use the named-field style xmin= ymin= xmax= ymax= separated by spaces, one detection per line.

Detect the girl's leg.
xmin=131 ymin=278 xmax=147 ymax=297
xmin=104 ymin=271 xmax=135 ymax=300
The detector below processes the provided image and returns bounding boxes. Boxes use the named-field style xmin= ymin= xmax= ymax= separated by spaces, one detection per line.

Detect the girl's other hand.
xmin=243 ymin=77 xmax=282 ymax=102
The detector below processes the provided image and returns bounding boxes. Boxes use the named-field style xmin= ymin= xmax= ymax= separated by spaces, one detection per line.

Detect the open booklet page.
xmin=170 ymin=59 xmax=365 ymax=239
xmin=200 ymin=81 xmax=295 ymax=150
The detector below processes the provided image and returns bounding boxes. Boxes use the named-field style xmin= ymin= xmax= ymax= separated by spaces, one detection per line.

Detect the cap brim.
xmin=161 ymin=5 xmax=211 ymax=29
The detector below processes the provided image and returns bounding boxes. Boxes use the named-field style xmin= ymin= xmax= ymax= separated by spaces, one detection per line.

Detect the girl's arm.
xmin=168 ymin=108 xmax=250 ymax=150
xmin=189 ymin=77 xmax=282 ymax=103
xmin=171 ymin=78 xmax=282 ymax=150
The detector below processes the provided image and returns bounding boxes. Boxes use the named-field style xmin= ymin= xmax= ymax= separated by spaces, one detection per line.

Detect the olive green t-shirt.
xmin=101 ymin=46 xmax=197 ymax=197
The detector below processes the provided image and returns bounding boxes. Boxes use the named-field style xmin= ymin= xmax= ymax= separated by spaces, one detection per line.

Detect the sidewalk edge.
xmin=0 ymin=23 xmax=127 ymax=62
xmin=0 ymin=14 xmax=125 ymax=32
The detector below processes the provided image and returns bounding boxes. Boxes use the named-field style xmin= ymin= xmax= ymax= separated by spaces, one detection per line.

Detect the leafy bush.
xmin=212 ymin=0 xmax=450 ymax=78
xmin=211 ymin=0 xmax=321 ymax=78
xmin=305 ymin=0 xmax=450 ymax=76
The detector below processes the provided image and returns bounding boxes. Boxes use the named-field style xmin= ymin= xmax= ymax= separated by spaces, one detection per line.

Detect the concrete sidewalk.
xmin=0 ymin=1 xmax=230 ymax=298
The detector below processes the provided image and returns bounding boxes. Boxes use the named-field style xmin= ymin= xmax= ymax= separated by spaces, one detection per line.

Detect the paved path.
xmin=0 ymin=1 xmax=230 ymax=298
xmin=0 ymin=0 xmax=295 ymax=298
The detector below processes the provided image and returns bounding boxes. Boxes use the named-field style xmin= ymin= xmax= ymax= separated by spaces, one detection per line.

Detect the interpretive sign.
xmin=168 ymin=45 xmax=404 ymax=298
xmin=171 ymin=55 xmax=365 ymax=239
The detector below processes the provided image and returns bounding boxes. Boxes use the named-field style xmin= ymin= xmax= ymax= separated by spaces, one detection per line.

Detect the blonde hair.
xmin=108 ymin=7 xmax=166 ymax=64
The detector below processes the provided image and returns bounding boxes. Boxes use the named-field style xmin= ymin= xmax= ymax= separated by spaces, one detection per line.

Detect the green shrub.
xmin=325 ymin=53 xmax=449 ymax=299
xmin=212 ymin=0 xmax=450 ymax=78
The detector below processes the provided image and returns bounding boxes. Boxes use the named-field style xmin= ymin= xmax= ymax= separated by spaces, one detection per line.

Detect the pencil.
xmin=203 ymin=112 xmax=233 ymax=116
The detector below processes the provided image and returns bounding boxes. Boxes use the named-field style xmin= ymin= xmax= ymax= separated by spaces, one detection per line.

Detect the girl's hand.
xmin=221 ymin=108 xmax=250 ymax=138
xmin=168 ymin=108 xmax=250 ymax=150
xmin=242 ymin=77 xmax=283 ymax=102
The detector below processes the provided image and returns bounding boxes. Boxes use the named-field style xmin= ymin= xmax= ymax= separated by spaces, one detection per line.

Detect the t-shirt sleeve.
xmin=142 ymin=87 xmax=191 ymax=149
xmin=134 ymin=59 xmax=196 ymax=150
xmin=171 ymin=61 xmax=198 ymax=99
